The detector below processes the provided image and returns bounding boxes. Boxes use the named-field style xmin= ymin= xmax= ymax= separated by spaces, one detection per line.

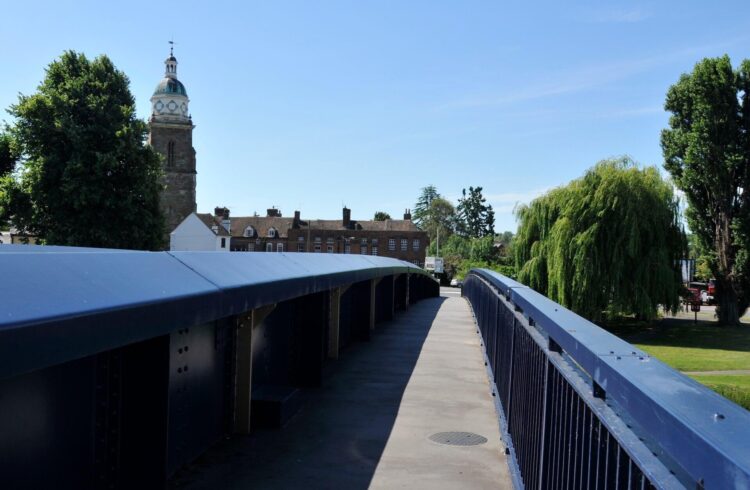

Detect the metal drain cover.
xmin=429 ymin=431 xmax=488 ymax=446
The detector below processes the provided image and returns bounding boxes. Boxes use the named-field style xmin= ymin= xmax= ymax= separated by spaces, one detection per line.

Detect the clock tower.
xmin=148 ymin=47 xmax=197 ymax=237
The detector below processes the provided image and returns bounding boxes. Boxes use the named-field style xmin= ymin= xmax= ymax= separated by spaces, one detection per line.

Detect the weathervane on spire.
xmin=169 ymin=39 xmax=175 ymax=57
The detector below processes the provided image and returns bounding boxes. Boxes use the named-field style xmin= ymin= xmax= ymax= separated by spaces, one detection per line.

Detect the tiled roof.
xmin=196 ymin=213 xmax=230 ymax=236
xmin=230 ymin=217 xmax=294 ymax=238
xmin=196 ymin=212 xmax=423 ymax=238
xmin=303 ymin=219 xmax=421 ymax=232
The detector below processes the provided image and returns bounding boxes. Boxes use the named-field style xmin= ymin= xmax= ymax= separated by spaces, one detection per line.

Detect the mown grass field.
xmin=612 ymin=318 xmax=750 ymax=411
xmin=687 ymin=374 xmax=750 ymax=411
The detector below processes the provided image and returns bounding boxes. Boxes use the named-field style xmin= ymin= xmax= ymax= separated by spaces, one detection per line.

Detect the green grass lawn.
xmin=688 ymin=374 xmax=750 ymax=411
xmin=612 ymin=320 xmax=750 ymax=410
xmin=614 ymin=322 xmax=750 ymax=372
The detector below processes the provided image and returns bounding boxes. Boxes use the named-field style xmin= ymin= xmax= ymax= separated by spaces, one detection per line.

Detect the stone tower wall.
xmin=149 ymin=120 xmax=197 ymax=236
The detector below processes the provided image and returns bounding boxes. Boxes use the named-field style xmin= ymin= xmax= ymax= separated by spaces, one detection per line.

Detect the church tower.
xmin=148 ymin=46 xmax=197 ymax=236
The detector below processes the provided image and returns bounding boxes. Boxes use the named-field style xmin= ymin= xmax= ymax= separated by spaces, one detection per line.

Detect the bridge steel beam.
xmin=369 ymin=277 xmax=380 ymax=331
xmin=463 ymin=268 xmax=750 ymax=490
xmin=0 ymin=249 xmax=439 ymax=489
xmin=328 ymin=287 xmax=343 ymax=359
xmin=234 ymin=304 xmax=276 ymax=435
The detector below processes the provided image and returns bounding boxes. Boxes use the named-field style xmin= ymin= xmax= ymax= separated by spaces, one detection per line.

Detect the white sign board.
xmin=424 ymin=256 xmax=444 ymax=274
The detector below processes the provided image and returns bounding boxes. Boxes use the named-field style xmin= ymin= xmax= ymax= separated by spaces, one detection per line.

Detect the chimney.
xmin=342 ymin=207 xmax=351 ymax=229
xmin=404 ymin=208 xmax=412 ymax=220
xmin=293 ymin=210 xmax=301 ymax=229
xmin=266 ymin=207 xmax=281 ymax=218
xmin=214 ymin=206 xmax=231 ymax=232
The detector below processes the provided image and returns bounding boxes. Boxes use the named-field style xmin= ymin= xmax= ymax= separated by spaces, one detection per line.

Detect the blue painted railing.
xmin=464 ymin=269 xmax=750 ymax=490
xmin=0 ymin=247 xmax=438 ymax=488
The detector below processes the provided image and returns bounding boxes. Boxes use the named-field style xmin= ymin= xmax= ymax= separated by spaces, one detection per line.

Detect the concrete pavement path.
xmin=171 ymin=295 xmax=511 ymax=489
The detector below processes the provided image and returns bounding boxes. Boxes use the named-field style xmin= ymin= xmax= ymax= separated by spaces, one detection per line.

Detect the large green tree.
xmin=422 ymin=197 xmax=456 ymax=246
xmin=456 ymin=186 xmax=495 ymax=238
xmin=514 ymin=158 xmax=685 ymax=321
xmin=373 ymin=211 xmax=391 ymax=221
xmin=412 ymin=185 xmax=440 ymax=227
xmin=661 ymin=55 xmax=750 ymax=325
xmin=0 ymin=131 xmax=18 ymax=177
xmin=0 ymin=51 xmax=164 ymax=249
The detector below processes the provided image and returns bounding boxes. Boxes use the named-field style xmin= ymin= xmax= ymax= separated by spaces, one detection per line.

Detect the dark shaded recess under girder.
xmin=0 ymin=248 xmax=439 ymax=489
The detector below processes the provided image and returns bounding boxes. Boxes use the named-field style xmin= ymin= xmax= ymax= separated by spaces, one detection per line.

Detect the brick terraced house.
xmin=171 ymin=207 xmax=428 ymax=267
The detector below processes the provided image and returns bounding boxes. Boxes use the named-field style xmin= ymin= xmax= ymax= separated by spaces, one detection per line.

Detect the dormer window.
xmin=267 ymin=227 xmax=277 ymax=238
xmin=244 ymin=225 xmax=255 ymax=238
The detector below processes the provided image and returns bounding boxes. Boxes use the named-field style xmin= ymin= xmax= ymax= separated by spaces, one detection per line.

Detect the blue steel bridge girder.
xmin=0 ymin=248 xmax=438 ymax=488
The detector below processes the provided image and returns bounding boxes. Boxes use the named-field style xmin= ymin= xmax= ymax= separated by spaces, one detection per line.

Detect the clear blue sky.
xmin=2 ymin=1 xmax=749 ymax=232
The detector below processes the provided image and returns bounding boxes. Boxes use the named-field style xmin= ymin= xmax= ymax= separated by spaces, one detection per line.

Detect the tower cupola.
xmin=150 ymin=45 xmax=190 ymax=122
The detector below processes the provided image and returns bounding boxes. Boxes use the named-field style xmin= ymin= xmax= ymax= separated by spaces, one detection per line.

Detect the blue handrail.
xmin=465 ymin=268 xmax=750 ymax=490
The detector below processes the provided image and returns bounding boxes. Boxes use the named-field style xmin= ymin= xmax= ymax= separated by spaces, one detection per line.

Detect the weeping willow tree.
xmin=514 ymin=158 xmax=686 ymax=321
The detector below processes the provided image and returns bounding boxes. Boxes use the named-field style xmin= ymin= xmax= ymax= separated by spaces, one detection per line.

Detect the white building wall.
xmin=170 ymin=213 xmax=229 ymax=251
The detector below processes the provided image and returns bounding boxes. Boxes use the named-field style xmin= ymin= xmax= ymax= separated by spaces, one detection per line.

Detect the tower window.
xmin=167 ymin=141 xmax=175 ymax=167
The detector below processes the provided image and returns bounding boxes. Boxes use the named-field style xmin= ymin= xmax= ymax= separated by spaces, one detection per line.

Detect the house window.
xmin=326 ymin=237 xmax=334 ymax=245
xmin=244 ymin=226 xmax=255 ymax=237
xmin=360 ymin=245 xmax=367 ymax=254
xmin=268 ymin=228 xmax=277 ymax=238
xmin=372 ymin=238 xmax=378 ymax=245
xmin=360 ymin=238 xmax=367 ymax=246
xmin=315 ymin=236 xmax=321 ymax=243
xmin=167 ymin=141 xmax=175 ymax=167
xmin=298 ymin=236 xmax=305 ymax=242
xmin=413 ymin=239 xmax=420 ymax=251
xmin=277 ymin=243 xmax=284 ymax=252
xmin=255 ymin=238 xmax=261 ymax=245
xmin=220 ymin=238 xmax=226 ymax=248
xmin=314 ymin=244 xmax=321 ymax=253
xmin=345 ymin=243 xmax=351 ymax=254
xmin=388 ymin=239 xmax=396 ymax=251
xmin=371 ymin=246 xmax=378 ymax=256
xmin=401 ymin=239 xmax=407 ymax=251
xmin=266 ymin=243 xmax=273 ymax=252
xmin=248 ymin=244 xmax=255 ymax=252
xmin=298 ymin=243 xmax=305 ymax=252
xmin=327 ymin=245 xmax=334 ymax=253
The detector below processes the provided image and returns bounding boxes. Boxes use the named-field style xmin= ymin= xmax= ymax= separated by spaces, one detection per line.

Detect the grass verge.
xmin=688 ymin=374 xmax=750 ymax=411
xmin=611 ymin=319 xmax=750 ymax=411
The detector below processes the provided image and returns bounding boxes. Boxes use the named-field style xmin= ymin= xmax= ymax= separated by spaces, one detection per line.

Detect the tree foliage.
xmin=661 ymin=55 xmax=750 ymax=325
xmin=0 ymin=51 xmax=164 ymax=249
xmin=456 ymin=186 xmax=495 ymax=237
xmin=514 ymin=158 xmax=686 ymax=321
xmin=421 ymin=197 xmax=456 ymax=244
xmin=0 ymin=131 xmax=18 ymax=177
xmin=412 ymin=185 xmax=440 ymax=227
xmin=373 ymin=211 xmax=391 ymax=221
xmin=427 ymin=233 xmax=514 ymax=282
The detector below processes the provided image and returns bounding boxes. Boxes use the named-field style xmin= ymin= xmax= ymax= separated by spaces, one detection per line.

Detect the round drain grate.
xmin=428 ymin=431 xmax=488 ymax=446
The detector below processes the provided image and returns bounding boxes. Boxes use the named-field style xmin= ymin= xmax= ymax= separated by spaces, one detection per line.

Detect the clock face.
xmin=181 ymin=102 xmax=188 ymax=115
xmin=167 ymin=100 xmax=178 ymax=112
xmin=154 ymin=100 xmax=165 ymax=112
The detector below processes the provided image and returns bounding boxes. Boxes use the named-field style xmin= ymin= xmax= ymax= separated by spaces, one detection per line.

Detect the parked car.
xmin=450 ymin=278 xmax=463 ymax=288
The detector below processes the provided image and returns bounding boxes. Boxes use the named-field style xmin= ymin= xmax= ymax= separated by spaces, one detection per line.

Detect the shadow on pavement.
xmin=169 ymin=296 xmax=446 ymax=490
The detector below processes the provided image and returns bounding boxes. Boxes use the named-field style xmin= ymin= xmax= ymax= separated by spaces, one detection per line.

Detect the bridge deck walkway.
xmin=171 ymin=293 xmax=511 ymax=489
